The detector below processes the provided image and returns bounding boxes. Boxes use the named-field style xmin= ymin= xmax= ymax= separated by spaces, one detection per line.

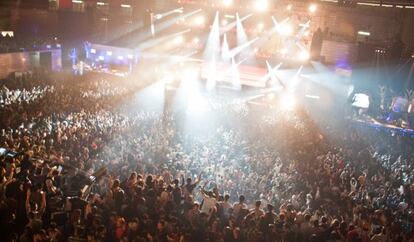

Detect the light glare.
xmin=299 ymin=50 xmax=310 ymax=61
xmin=255 ymin=0 xmax=268 ymax=11
xmin=192 ymin=37 xmax=200 ymax=44
xmin=277 ymin=23 xmax=293 ymax=36
xmin=174 ymin=36 xmax=185 ymax=44
xmin=223 ymin=0 xmax=233 ymax=7
xmin=194 ymin=15 xmax=205 ymax=26
xmin=280 ymin=93 xmax=296 ymax=110
xmin=309 ymin=4 xmax=317 ymax=13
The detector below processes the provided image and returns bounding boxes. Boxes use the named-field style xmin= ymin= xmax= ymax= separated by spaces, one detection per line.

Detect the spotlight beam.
xmin=235 ymin=12 xmax=256 ymax=65
xmin=295 ymin=20 xmax=311 ymax=40
xmin=262 ymin=61 xmax=283 ymax=85
xmin=271 ymin=16 xmax=290 ymax=28
xmin=95 ymin=21 xmax=145 ymax=45
xmin=228 ymin=37 xmax=259 ymax=58
xmin=295 ymin=42 xmax=308 ymax=52
xmin=137 ymin=29 xmax=191 ymax=51
xmin=203 ymin=11 xmax=220 ymax=60
xmin=141 ymin=50 xmax=198 ymax=62
xmin=131 ymin=9 xmax=201 ymax=47
xmin=289 ymin=65 xmax=304 ymax=90
xmin=224 ymin=57 xmax=248 ymax=76
xmin=271 ymin=16 xmax=278 ymax=26
xmin=220 ymin=13 xmax=253 ymax=36
xmin=231 ymin=57 xmax=241 ymax=90
xmin=156 ymin=52 xmax=200 ymax=69
xmin=104 ymin=8 xmax=199 ymax=47
xmin=154 ymin=7 xmax=184 ymax=20
xmin=221 ymin=33 xmax=230 ymax=61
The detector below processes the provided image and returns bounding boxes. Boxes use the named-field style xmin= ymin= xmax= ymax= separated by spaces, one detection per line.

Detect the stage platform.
xmin=351 ymin=116 xmax=414 ymax=138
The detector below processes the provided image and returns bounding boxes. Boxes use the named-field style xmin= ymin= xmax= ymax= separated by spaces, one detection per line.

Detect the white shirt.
xmin=201 ymin=195 xmax=217 ymax=214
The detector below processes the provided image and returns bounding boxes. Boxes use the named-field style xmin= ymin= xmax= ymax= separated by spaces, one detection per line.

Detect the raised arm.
xmin=25 ymin=189 xmax=31 ymax=216
xmin=39 ymin=190 xmax=46 ymax=215
xmin=194 ymin=172 xmax=202 ymax=185
xmin=180 ymin=173 xmax=185 ymax=187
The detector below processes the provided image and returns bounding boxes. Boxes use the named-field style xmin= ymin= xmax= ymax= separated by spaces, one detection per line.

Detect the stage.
xmin=351 ymin=115 xmax=414 ymax=138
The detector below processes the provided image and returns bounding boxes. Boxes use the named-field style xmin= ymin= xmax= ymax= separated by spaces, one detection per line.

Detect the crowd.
xmin=0 ymin=71 xmax=413 ymax=242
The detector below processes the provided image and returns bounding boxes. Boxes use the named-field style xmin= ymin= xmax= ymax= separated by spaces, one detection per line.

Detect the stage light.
xmin=221 ymin=19 xmax=228 ymax=26
xmin=280 ymin=48 xmax=288 ymax=55
xmin=194 ymin=15 xmax=205 ymax=26
xmin=277 ymin=23 xmax=293 ymax=36
xmin=257 ymin=23 xmax=264 ymax=31
xmin=90 ymin=48 xmax=96 ymax=54
xmin=192 ymin=37 xmax=200 ymax=44
xmin=255 ymin=0 xmax=268 ymax=11
xmin=223 ymin=0 xmax=233 ymax=7
xmin=358 ymin=31 xmax=370 ymax=36
xmin=118 ymin=56 xmax=124 ymax=60
xmin=299 ymin=50 xmax=310 ymax=61
xmin=280 ymin=93 xmax=296 ymax=110
xmin=174 ymin=36 xmax=185 ymax=44
xmin=174 ymin=8 xmax=184 ymax=13
xmin=182 ymin=68 xmax=199 ymax=80
xmin=305 ymin=94 xmax=320 ymax=99
xmin=154 ymin=14 xmax=162 ymax=20
xmin=98 ymin=55 xmax=104 ymax=60
xmin=267 ymin=93 xmax=276 ymax=100
xmin=287 ymin=4 xmax=292 ymax=10
xmin=106 ymin=51 xmax=112 ymax=56
xmin=309 ymin=4 xmax=317 ymax=13
xmin=127 ymin=54 xmax=134 ymax=59
xmin=120 ymin=4 xmax=131 ymax=8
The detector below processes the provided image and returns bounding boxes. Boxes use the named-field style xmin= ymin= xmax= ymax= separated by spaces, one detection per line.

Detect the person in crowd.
xmin=0 ymin=71 xmax=414 ymax=242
